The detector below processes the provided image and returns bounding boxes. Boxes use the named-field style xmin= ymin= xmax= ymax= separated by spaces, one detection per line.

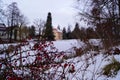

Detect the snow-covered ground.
xmin=0 ymin=39 xmax=120 ymax=80
xmin=53 ymin=39 xmax=120 ymax=80
xmin=53 ymin=39 xmax=85 ymax=51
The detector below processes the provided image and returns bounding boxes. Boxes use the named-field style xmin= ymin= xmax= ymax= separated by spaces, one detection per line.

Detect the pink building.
xmin=53 ymin=28 xmax=62 ymax=40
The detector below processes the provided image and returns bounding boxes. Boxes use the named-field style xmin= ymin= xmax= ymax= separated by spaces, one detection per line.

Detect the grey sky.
xmin=3 ymin=0 xmax=77 ymax=28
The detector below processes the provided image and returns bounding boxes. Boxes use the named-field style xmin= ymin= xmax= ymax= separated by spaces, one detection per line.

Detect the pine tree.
xmin=44 ymin=12 xmax=54 ymax=41
xmin=66 ymin=25 xmax=72 ymax=39
xmin=86 ymin=27 xmax=96 ymax=39
xmin=62 ymin=27 xmax=67 ymax=39
xmin=72 ymin=23 xmax=80 ymax=39
xmin=57 ymin=25 xmax=60 ymax=30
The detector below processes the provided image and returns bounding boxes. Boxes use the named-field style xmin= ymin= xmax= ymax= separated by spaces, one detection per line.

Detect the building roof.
xmin=0 ymin=23 xmax=6 ymax=27
xmin=53 ymin=28 xmax=62 ymax=33
xmin=0 ymin=23 xmax=6 ymax=31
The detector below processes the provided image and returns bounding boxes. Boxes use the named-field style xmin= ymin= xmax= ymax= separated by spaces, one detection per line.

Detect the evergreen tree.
xmin=29 ymin=25 xmax=35 ymax=38
xmin=86 ymin=27 xmax=96 ymax=39
xmin=62 ymin=27 xmax=67 ymax=39
xmin=44 ymin=12 xmax=54 ymax=41
xmin=66 ymin=25 xmax=72 ymax=39
xmin=72 ymin=23 xmax=80 ymax=39
xmin=57 ymin=25 xmax=60 ymax=30
xmin=80 ymin=27 xmax=87 ymax=41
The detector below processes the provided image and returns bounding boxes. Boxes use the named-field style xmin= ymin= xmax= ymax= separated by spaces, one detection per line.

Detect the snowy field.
xmin=0 ymin=39 xmax=120 ymax=80
xmin=54 ymin=39 xmax=120 ymax=80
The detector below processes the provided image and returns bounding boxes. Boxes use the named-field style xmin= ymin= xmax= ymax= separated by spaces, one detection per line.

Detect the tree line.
xmin=1 ymin=0 xmax=119 ymax=43
xmin=62 ymin=23 xmax=97 ymax=41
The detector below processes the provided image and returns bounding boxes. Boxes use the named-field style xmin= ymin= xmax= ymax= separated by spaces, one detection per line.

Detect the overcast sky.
xmin=3 ymin=0 xmax=78 ymax=29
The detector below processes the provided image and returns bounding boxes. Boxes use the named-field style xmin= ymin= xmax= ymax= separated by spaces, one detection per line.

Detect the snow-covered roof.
xmin=0 ymin=23 xmax=6 ymax=31
xmin=53 ymin=28 xmax=62 ymax=33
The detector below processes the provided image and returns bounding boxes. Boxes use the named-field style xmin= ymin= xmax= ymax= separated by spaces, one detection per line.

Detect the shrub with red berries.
xmin=0 ymin=40 xmax=75 ymax=80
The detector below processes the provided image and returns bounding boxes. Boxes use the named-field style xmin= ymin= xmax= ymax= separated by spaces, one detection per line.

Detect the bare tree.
xmin=18 ymin=14 xmax=29 ymax=41
xmin=76 ymin=0 xmax=120 ymax=46
xmin=7 ymin=2 xmax=20 ymax=27
xmin=6 ymin=2 xmax=28 ymax=42
xmin=0 ymin=0 xmax=4 ymax=22
xmin=6 ymin=2 xmax=20 ymax=42
xmin=33 ymin=18 xmax=45 ymax=40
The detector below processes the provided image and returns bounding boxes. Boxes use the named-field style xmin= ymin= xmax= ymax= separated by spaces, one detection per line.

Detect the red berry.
xmin=64 ymin=63 xmax=68 ymax=68
xmin=37 ymin=56 xmax=42 ymax=60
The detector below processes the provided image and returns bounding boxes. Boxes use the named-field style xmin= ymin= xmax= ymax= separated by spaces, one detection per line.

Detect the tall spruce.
xmin=66 ymin=25 xmax=72 ymax=39
xmin=44 ymin=12 xmax=54 ymax=41
xmin=72 ymin=23 xmax=80 ymax=39
xmin=62 ymin=27 xmax=67 ymax=39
